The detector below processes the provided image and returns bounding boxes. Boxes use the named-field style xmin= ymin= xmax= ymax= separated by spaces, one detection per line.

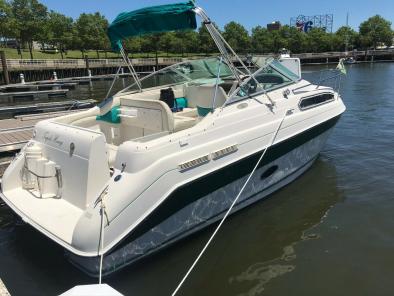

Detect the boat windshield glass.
xmin=120 ymin=57 xmax=234 ymax=93
xmin=230 ymin=57 xmax=299 ymax=101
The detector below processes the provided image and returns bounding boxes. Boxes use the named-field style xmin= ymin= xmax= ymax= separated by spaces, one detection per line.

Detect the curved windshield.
xmin=230 ymin=58 xmax=298 ymax=100
xmin=120 ymin=57 xmax=234 ymax=94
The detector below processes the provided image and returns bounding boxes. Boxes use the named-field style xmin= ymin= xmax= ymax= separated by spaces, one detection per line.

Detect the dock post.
xmin=20 ymin=73 xmax=25 ymax=84
xmin=85 ymin=55 xmax=90 ymax=77
xmin=0 ymin=51 xmax=10 ymax=85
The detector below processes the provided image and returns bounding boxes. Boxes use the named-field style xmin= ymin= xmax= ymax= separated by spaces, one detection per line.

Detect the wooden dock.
xmin=0 ymin=99 xmax=96 ymax=118
xmin=0 ymin=116 xmax=40 ymax=152
xmin=0 ymin=108 xmax=92 ymax=152
xmin=0 ymin=88 xmax=68 ymax=100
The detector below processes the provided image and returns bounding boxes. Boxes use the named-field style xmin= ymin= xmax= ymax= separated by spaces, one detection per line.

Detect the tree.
xmin=0 ymin=0 xmax=16 ymax=43
xmin=304 ymin=28 xmax=333 ymax=52
xmin=75 ymin=12 xmax=110 ymax=58
xmin=198 ymin=24 xmax=217 ymax=55
xmin=333 ymin=26 xmax=359 ymax=51
xmin=223 ymin=21 xmax=250 ymax=53
xmin=283 ymin=26 xmax=307 ymax=54
xmin=11 ymin=0 xmax=48 ymax=59
xmin=359 ymin=15 xmax=393 ymax=49
xmin=181 ymin=31 xmax=199 ymax=56
xmin=46 ymin=11 xmax=73 ymax=58
xmin=251 ymin=26 xmax=273 ymax=53
xmin=158 ymin=32 xmax=176 ymax=56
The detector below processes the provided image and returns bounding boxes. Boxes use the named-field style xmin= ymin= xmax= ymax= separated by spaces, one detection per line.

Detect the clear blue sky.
xmin=40 ymin=0 xmax=394 ymax=32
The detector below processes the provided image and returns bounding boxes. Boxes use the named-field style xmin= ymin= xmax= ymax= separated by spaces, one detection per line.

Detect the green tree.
xmin=198 ymin=24 xmax=217 ymax=55
xmin=0 ymin=0 xmax=16 ymax=43
xmin=75 ymin=12 xmax=110 ymax=58
xmin=283 ymin=26 xmax=307 ymax=54
xmin=124 ymin=37 xmax=142 ymax=55
xmin=359 ymin=15 xmax=393 ymax=49
xmin=181 ymin=31 xmax=199 ymax=56
xmin=46 ymin=11 xmax=73 ymax=58
xmin=223 ymin=21 xmax=250 ymax=53
xmin=305 ymin=28 xmax=333 ymax=52
xmin=158 ymin=32 xmax=176 ymax=56
xmin=11 ymin=0 xmax=48 ymax=59
xmin=251 ymin=26 xmax=273 ymax=53
xmin=333 ymin=26 xmax=358 ymax=51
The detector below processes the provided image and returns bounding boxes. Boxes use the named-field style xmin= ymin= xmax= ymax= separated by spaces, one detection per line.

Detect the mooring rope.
xmin=171 ymin=109 xmax=289 ymax=296
xmin=95 ymin=185 xmax=109 ymax=284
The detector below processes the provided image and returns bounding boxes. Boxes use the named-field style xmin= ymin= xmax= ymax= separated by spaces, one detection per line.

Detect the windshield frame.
xmin=225 ymin=58 xmax=301 ymax=105
xmin=117 ymin=57 xmax=235 ymax=95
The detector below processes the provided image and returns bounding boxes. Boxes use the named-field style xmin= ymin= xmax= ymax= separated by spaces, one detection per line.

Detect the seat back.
xmin=120 ymin=97 xmax=174 ymax=132
xmin=185 ymin=85 xmax=228 ymax=109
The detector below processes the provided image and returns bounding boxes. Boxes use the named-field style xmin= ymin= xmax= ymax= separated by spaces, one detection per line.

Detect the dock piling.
xmin=85 ymin=55 xmax=90 ymax=77
xmin=19 ymin=73 xmax=25 ymax=84
xmin=0 ymin=51 xmax=9 ymax=85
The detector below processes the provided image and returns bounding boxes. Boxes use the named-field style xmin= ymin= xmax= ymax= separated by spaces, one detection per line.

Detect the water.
xmin=1 ymin=63 xmax=394 ymax=295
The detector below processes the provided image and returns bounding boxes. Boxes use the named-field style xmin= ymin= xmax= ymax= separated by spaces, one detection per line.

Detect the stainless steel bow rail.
xmin=292 ymin=68 xmax=344 ymax=94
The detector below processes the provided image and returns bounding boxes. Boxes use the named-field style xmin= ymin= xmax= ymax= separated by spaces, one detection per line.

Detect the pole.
xmin=0 ymin=51 xmax=9 ymax=85
xmin=85 ymin=55 xmax=90 ymax=77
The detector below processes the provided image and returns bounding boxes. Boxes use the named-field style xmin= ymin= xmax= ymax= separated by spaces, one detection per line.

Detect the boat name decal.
xmin=43 ymin=132 xmax=63 ymax=147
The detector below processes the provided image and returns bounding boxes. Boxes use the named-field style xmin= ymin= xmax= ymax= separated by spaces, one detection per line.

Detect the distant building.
xmin=267 ymin=21 xmax=281 ymax=31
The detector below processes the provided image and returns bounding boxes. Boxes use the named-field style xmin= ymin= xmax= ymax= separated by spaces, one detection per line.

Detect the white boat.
xmin=0 ymin=2 xmax=346 ymax=277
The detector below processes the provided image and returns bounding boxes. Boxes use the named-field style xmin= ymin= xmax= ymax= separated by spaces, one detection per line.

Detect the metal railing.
xmin=0 ymin=57 xmax=190 ymax=70
xmin=293 ymin=68 xmax=343 ymax=94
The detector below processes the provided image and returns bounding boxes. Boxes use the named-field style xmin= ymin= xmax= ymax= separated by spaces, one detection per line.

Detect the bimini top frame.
xmin=107 ymin=1 xmax=253 ymax=93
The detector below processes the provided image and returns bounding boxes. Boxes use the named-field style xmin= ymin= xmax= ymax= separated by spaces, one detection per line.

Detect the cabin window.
xmin=299 ymin=93 xmax=335 ymax=110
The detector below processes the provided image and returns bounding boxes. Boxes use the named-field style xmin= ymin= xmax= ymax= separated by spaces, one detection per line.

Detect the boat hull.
xmin=67 ymin=116 xmax=340 ymax=277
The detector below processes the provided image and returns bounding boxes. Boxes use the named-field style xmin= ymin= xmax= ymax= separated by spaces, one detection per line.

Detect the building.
xmin=267 ymin=21 xmax=281 ymax=31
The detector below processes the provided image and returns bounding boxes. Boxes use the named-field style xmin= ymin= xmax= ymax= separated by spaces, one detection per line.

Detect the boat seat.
xmin=173 ymin=115 xmax=197 ymax=132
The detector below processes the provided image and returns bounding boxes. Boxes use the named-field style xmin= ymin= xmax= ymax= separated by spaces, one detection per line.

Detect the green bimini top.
xmin=107 ymin=1 xmax=197 ymax=51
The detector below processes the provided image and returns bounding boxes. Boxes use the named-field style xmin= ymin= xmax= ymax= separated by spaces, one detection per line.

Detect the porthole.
xmin=261 ymin=165 xmax=278 ymax=180
xmin=299 ymin=93 xmax=334 ymax=110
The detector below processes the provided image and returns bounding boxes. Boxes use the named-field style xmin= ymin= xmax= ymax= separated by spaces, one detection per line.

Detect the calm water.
xmin=1 ymin=63 xmax=394 ymax=295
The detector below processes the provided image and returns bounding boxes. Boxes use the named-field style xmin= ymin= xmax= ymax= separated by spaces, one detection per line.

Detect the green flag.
xmin=336 ymin=59 xmax=347 ymax=75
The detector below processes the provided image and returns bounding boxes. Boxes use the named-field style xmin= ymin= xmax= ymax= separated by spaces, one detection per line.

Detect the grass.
xmin=0 ymin=47 xmax=212 ymax=60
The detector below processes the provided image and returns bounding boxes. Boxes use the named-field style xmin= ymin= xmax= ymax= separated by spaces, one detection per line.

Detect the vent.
xmin=178 ymin=155 xmax=210 ymax=171
xmin=211 ymin=145 xmax=238 ymax=160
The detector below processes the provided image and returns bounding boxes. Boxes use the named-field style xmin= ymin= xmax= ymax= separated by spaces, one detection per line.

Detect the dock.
xmin=0 ymin=99 xmax=96 ymax=118
xmin=0 ymin=106 xmax=95 ymax=152
xmin=0 ymin=88 xmax=68 ymax=100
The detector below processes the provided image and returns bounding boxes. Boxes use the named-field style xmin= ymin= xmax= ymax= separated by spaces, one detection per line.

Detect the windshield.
xmin=230 ymin=58 xmax=298 ymax=100
xmin=120 ymin=57 xmax=234 ymax=94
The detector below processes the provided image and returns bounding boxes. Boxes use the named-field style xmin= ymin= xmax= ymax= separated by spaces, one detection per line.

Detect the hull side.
xmin=68 ymin=116 xmax=339 ymax=276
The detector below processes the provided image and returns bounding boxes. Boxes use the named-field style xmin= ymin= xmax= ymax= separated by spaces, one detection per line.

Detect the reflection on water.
xmin=1 ymin=63 xmax=394 ymax=295
xmin=225 ymin=157 xmax=342 ymax=296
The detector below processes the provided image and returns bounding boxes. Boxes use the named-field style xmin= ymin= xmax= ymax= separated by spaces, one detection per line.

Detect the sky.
xmin=39 ymin=0 xmax=394 ymax=32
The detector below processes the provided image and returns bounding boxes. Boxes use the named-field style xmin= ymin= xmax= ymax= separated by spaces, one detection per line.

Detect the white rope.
xmin=96 ymin=185 xmax=109 ymax=284
xmin=99 ymin=202 xmax=105 ymax=284
xmin=171 ymin=109 xmax=289 ymax=296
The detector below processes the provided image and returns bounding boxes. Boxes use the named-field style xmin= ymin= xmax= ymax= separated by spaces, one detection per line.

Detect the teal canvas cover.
xmin=108 ymin=1 xmax=197 ymax=51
